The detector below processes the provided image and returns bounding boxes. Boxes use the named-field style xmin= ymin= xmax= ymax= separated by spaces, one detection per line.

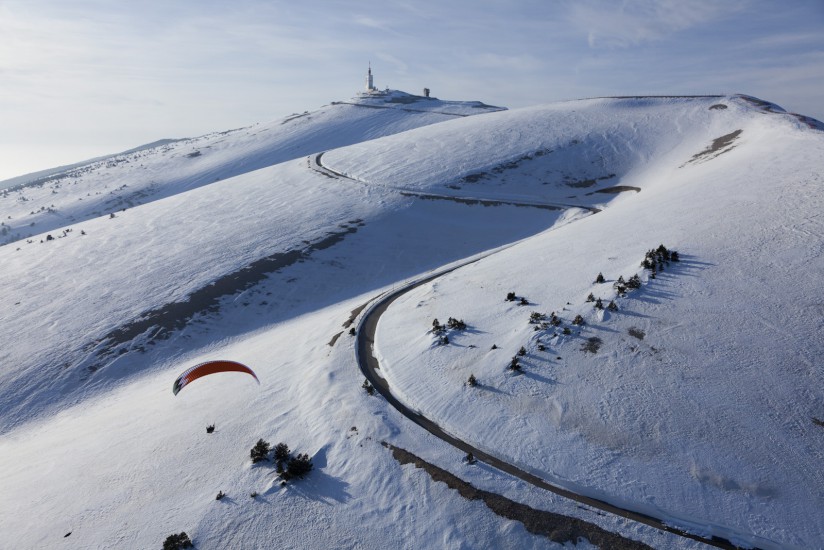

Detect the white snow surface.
xmin=1 ymin=92 xmax=822 ymax=549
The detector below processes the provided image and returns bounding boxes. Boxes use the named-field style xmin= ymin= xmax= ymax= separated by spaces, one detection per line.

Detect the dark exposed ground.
xmin=83 ymin=220 xmax=365 ymax=372
xmin=684 ymin=130 xmax=743 ymax=166
xmin=383 ymin=442 xmax=654 ymax=550
xmin=589 ymin=186 xmax=641 ymax=195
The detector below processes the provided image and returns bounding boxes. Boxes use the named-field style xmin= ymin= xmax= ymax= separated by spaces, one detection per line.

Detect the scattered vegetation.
xmin=362 ymin=379 xmax=375 ymax=395
xmin=163 ymin=532 xmax=193 ymax=550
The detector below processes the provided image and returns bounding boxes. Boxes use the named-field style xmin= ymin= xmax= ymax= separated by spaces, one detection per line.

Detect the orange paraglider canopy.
xmin=172 ymin=360 xmax=259 ymax=395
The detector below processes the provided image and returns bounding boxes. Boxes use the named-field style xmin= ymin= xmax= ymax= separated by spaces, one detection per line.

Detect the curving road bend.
xmin=312 ymin=152 xmax=762 ymax=549
xmin=357 ymin=272 xmax=757 ymax=550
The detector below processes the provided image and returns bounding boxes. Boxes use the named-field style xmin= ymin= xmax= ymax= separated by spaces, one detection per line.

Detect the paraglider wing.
xmin=172 ymin=360 xmax=259 ymax=395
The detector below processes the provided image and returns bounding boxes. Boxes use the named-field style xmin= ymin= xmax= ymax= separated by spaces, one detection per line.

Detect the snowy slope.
xmin=374 ymin=98 xmax=824 ymax=548
xmin=0 ymin=92 xmax=821 ymax=549
xmin=0 ymin=90 xmax=503 ymax=246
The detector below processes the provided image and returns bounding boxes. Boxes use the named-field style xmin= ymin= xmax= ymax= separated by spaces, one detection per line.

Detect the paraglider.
xmin=172 ymin=360 xmax=259 ymax=396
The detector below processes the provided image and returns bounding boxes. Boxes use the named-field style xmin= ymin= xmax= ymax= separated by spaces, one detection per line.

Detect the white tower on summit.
xmin=366 ymin=62 xmax=376 ymax=92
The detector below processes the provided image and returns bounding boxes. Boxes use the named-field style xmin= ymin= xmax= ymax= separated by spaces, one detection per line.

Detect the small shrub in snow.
xmin=562 ymin=327 xmax=571 ymax=335
xmin=607 ymin=300 xmax=618 ymax=311
xmin=250 ymin=491 xmax=258 ymax=498
xmin=508 ymin=357 xmax=521 ymax=371
xmin=595 ymin=272 xmax=605 ymax=284
xmin=572 ymin=314 xmax=584 ymax=326
xmin=349 ymin=327 xmax=356 ymax=335
xmin=594 ymin=298 xmax=603 ymax=310
xmin=250 ymin=439 xmax=271 ymax=463
xmin=517 ymin=346 xmax=526 ymax=356
xmin=438 ymin=335 xmax=449 ymax=345
xmin=670 ymin=250 xmax=680 ymax=262
xmin=549 ymin=312 xmax=561 ymax=327
xmin=518 ymin=297 xmax=529 ymax=306
xmin=506 ymin=291 xmax=516 ymax=302
xmin=537 ymin=343 xmax=546 ymax=351
xmin=163 ymin=532 xmax=193 ymax=550
xmin=581 ymin=337 xmax=603 ymax=353
xmin=627 ymin=274 xmax=641 ymax=289
xmin=467 ymin=374 xmax=477 ymax=387
xmin=628 ymin=327 xmax=645 ymax=340
xmin=586 ymin=293 xmax=595 ymax=302
xmin=215 ymin=491 xmax=225 ymax=500
xmin=491 ymin=344 xmax=498 ymax=350
xmin=206 ymin=424 xmax=215 ymax=434
xmin=464 ymin=452 xmax=477 ymax=464
xmin=362 ymin=379 xmax=375 ymax=395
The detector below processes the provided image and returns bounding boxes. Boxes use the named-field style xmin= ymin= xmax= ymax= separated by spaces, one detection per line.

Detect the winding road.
xmin=313 ymin=152 xmax=763 ymax=549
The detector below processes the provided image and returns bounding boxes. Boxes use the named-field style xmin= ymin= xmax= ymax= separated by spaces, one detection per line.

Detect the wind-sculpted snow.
xmin=0 ymin=93 xmax=822 ymax=549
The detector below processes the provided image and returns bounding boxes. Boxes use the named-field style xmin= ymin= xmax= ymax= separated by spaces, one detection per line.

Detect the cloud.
xmin=568 ymin=0 xmax=747 ymax=49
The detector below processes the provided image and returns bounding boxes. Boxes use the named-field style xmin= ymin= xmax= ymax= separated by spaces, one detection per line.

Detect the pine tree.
xmin=467 ymin=374 xmax=477 ymax=387
xmin=163 ymin=532 xmax=193 ymax=550
xmin=285 ymin=453 xmax=313 ymax=479
xmin=250 ymin=439 xmax=271 ymax=463
xmin=595 ymin=272 xmax=605 ymax=283
xmin=274 ymin=442 xmax=290 ymax=462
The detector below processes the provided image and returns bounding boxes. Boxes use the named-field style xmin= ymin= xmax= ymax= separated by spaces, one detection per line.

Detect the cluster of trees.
xmin=431 ymin=317 xmax=467 ymax=345
xmin=250 ymin=439 xmax=313 ymax=481
xmin=506 ymin=291 xmax=529 ymax=306
xmin=641 ymin=243 xmax=679 ymax=278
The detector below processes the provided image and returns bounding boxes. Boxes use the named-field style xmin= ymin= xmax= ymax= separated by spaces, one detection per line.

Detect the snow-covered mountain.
xmin=0 ymin=91 xmax=821 ymax=550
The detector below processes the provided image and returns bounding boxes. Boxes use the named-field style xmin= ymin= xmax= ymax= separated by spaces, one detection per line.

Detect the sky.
xmin=1 ymin=0 xmax=822 ymax=182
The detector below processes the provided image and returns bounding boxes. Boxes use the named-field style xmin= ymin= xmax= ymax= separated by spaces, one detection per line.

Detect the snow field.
xmin=0 ymin=93 xmax=821 ymax=549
